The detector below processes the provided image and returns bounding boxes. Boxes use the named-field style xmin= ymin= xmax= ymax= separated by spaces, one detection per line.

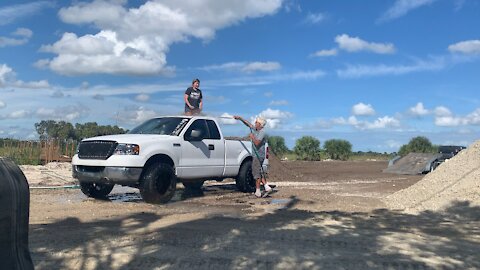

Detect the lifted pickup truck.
xmin=72 ymin=116 xmax=268 ymax=203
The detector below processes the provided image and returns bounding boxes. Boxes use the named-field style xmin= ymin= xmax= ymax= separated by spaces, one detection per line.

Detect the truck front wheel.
xmin=140 ymin=163 xmax=177 ymax=204
xmin=236 ymin=160 xmax=255 ymax=192
xmin=80 ymin=182 xmax=114 ymax=198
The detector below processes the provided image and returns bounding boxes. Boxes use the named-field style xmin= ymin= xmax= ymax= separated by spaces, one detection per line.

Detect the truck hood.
xmin=82 ymin=134 xmax=176 ymax=144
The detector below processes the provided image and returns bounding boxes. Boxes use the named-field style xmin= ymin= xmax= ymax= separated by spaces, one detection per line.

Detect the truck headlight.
xmin=114 ymin=144 xmax=140 ymax=155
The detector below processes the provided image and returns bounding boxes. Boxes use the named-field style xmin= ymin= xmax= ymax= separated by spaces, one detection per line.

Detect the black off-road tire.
xmin=80 ymin=182 xmax=114 ymax=198
xmin=182 ymin=181 xmax=204 ymax=190
xmin=140 ymin=163 xmax=177 ymax=204
xmin=236 ymin=160 xmax=255 ymax=192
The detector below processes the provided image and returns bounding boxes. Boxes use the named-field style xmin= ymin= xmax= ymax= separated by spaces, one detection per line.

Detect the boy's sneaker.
xmin=265 ymin=185 xmax=272 ymax=192
xmin=254 ymin=191 xmax=262 ymax=198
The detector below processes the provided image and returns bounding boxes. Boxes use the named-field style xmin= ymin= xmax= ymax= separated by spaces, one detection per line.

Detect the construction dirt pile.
xmin=267 ymin=153 xmax=303 ymax=182
xmin=20 ymin=162 xmax=76 ymax=187
xmin=384 ymin=140 xmax=480 ymax=214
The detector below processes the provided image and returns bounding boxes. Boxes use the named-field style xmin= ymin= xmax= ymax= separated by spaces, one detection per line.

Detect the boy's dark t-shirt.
xmin=185 ymin=87 xmax=202 ymax=112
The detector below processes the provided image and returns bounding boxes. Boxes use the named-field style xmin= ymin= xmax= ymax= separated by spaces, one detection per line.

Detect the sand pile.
xmin=20 ymin=162 xmax=76 ymax=187
xmin=384 ymin=140 xmax=480 ymax=213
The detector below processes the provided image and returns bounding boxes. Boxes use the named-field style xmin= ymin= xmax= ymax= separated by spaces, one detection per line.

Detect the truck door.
xmin=179 ymin=119 xmax=225 ymax=178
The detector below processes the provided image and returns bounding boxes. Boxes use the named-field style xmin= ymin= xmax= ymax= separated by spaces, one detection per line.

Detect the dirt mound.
xmin=267 ymin=153 xmax=302 ymax=183
xmin=384 ymin=140 xmax=480 ymax=213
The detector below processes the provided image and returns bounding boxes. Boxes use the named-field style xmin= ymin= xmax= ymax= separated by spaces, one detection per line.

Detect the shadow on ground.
xmin=29 ymin=199 xmax=480 ymax=269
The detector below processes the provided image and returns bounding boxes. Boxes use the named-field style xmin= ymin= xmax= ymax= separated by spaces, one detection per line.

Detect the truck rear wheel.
xmin=140 ymin=163 xmax=177 ymax=204
xmin=80 ymin=182 xmax=114 ymax=198
xmin=236 ymin=160 xmax=255 ymax=192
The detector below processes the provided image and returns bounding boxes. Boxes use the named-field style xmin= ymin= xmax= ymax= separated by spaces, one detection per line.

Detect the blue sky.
xmin=1 ymin=0 xmax=479 ymax=152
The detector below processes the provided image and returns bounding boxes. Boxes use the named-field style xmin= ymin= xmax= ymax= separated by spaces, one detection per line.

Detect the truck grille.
xmin=78 ymin=140 xmax=117 ymax=160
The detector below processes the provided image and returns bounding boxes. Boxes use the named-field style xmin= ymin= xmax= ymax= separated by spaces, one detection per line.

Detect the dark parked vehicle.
xmin=429 ymin=145 xmax=466 ymax=171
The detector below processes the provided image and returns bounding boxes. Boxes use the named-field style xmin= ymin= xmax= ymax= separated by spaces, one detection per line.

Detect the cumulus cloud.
xmin=352 ymin=102 xmax=375 ymax=116
xmin=335 ymin=115 xmax=401 ymax=130
xmin=257 ymin=108 xmax=293 ymax=129
xmin=0 ymin=100 xmax=5 ymax=109
xmin=448 ymin=40 xmax=480 ymax=55
xmin=41 ymin=0 xmax=282 ymax=76
xmin=335 ymin=34 xmax=395 ymax=54
xmin=408 ymin=102 xmax=429 ymax=116
xmin=116 ymin=106 xmax=158 ymax=125
xmin=0 ymin=63 xmax=50 ymax=88
xmin=433 ymin=107 xmax=480 ymax=127
xmin=379 ymin=0 xmax=436 ymax=22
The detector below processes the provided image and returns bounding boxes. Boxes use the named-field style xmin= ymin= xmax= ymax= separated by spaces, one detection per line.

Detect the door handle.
xmin=208 ymin=144 xmax=215 ymax=150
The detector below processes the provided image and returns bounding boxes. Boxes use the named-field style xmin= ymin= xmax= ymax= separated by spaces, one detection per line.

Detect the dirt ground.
xmin=24 ymin=158 xmax=479 ymax=270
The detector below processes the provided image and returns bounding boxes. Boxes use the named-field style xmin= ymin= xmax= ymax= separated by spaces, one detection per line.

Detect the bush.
xmin=293 ymin=136 xmax=321 ymax=161
xmin=267 ymin=136 xmax=289 ymax=157
xmin=324 ymin=139 xmax=352 ymax=161
xmin=398 ymin=136 xmax=437 ymax=156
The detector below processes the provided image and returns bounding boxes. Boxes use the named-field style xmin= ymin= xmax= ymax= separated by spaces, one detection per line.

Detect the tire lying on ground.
xmin=0 ymin=157 xmax=34 ymax=270
xmin=140 ymin=162 xmax=177 ymax=204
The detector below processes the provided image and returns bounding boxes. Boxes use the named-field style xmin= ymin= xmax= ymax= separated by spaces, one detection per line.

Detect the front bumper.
xmin=72 ymin=165 xmax=143 ymax=185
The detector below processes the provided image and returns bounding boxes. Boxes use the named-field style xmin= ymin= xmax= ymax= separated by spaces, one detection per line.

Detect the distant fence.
xmin=0 ymin=139 xmax=77 ymax=165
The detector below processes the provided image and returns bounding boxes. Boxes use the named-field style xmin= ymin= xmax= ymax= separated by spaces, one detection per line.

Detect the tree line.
xmin=34 ymin=120 xmax=126 ymax=141
xmin=32 ymin=120 xmax=439 ymax=161
xmin=268 ymin=135 xmax=440 ymax=161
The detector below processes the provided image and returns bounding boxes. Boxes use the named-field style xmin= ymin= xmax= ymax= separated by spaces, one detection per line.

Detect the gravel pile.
xmin=384 ymin=140 xmax=480 ymax=213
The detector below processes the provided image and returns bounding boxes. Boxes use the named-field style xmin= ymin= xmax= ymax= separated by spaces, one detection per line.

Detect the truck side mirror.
xmin=188 ymin=129 xmax=204 ymax=141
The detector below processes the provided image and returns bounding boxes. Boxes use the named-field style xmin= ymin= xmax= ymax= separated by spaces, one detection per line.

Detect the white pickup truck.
xmin=72 ymin=116 xmax=268 ymax=203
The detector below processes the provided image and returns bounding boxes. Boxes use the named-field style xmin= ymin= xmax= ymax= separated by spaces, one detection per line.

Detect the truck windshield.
xmin=128 ymin=117 xmax=190 ymax=135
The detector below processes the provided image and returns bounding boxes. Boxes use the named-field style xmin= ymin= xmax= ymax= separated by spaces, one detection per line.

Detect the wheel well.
xmin=144 ymin=154 xmax=174 ymax=169
xmin=240 ymin=156 xmax=252 ymax=168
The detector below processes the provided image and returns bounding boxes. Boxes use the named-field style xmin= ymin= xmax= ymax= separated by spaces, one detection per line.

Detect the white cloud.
xmin=0 ymin=28 xmax=33 ymax=48
xmin=310 ymin=49 xmax=337 ymax=57
xmin=269 ymin=100 xmax=288 ymax=106
xmin=257 ymin=108 xmax=293 ymax=129
xmin=335 ymin=115 xmax=400 ymax=130
xmin=35 ymin=105 xmax=89 ymax=121
xmin=379 ymin=0 xmax=436 ymax=22
xmin=0 ymin=63 xmax=50 ymax=89
xmin=201 ymin=61 xmax=281 ymax=73
xmin=135 ymin=93 xmax=150 ymax=102
xmin=42 ymin=0 xmax=282 ymax=76
xmin=0 ymin=64 xmax=13 ymax=86
xmin=0 ymin=100 xmax=5 ymax=109
xmin=352 ymin=102 xmax=375 ymax=116
xmin=448 ymin=40 xmax=480 ymax=55
xmin=13 ymin=28 xmax=32 ymax=38
xmin=0 ymin=1 xmax=53 ymax=26
xmin=117 ymin=106 xmax=158 ymax=125
xmin=304 ymin=12 xmax=326 ymax=24
xmin=335 ymin=34 xmax=395 ymax=54
xmin=242 ymin=61 xmax=281 ymax=73
xmin=434 ymin=106 xmax=452 ymax=117
xmin=337 ymin=57 xmax=445 ymax=78
xmin=408 ymin=102 xmax=429 ymax=116
xmin=264 ymin=91 xmax=273 ymax=97
xmin=9 ymin=110 xmax=30 ymax=119
xmin=434 ymin=107 xmax=480 ymax=126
